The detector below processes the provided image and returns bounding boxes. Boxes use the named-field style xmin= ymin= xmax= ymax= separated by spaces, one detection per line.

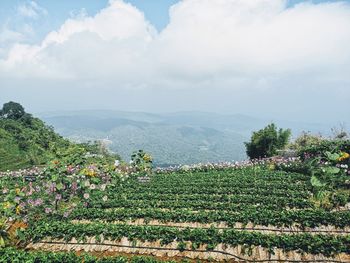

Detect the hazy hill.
xmin=39 ymin=110 xmax=335 ymax=166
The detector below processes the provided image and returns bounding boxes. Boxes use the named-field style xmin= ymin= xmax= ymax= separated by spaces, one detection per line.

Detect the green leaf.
xmin=324 ymin=166 xmax=340 ymax=175
xmin=310 ymin=176 xmax=325 ymax=188
xmin=51 ymin=174 xmax=58 ymax=182
xmin=324 ymin=151 xmax=340 ymax=162
xmin=0 ymin=236 xmax=5 ymax=247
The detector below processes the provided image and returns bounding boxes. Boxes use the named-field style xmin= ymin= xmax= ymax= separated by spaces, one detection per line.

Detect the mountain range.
xmin=38 ymin=110 xmax=339 ymax=166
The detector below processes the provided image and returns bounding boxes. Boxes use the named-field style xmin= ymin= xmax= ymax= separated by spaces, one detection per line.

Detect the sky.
xmin=0 ymin=0 xmax=350 ymax=123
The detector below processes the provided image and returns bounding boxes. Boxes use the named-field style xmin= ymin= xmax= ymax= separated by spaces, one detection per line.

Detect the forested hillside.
xmin=0 ymin=102 xmax=70 ymax=171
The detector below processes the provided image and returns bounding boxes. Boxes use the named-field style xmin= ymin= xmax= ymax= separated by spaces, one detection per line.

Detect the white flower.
xmin=84 ymin=180 xmax=90 ymax=187
xmin=83 ymin=193 xmax=90 ymax=199
xmin=102 ymin=195 xmax=108 ymax=202
xmin=90 ymin=184 xmax=96 ymax=190
xmin=100 ymin=184 xmax=107 ymax=191
xmin=114 ymin=160 xmax=120 ymax=167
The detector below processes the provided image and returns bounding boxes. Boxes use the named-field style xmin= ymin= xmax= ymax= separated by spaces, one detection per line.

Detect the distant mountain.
xmin=39 ymin=110 xmax=336 ymax=166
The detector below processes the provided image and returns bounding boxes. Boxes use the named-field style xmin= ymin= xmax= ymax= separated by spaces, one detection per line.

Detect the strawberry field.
xmin=1 ymin=152 xmax=350 ymax=262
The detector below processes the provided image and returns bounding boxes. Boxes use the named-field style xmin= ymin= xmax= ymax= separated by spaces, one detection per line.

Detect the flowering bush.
xmin=155 ymin=157 xmax=300 ymax=174
xmin=0 ymin=149 xmax=125 ymax=229
xmin=130 ymin=150 xmax=153 ymax=176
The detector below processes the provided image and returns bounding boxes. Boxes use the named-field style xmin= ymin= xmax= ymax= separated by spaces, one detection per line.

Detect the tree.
xmin=288 ymin=131 xmax=324 ymax=151
xmin=245 ymin=123 xmax=291 ymax=159
xmin=0 ymin=102 xmax=25 ymax=120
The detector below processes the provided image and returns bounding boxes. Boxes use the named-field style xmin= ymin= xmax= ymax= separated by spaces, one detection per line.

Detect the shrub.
xmin=245 ymin=123 xmax=291 ymax=159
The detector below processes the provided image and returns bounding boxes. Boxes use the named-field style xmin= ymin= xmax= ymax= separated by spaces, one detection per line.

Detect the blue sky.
xmin=1 ymin=0 xmax=347 ymax=38
xmin=1 ymin=0 xmax=350 ymax=122
xmin=0 ymin=1 xmax=177 ymax=37
xmin=0 ymin=0 xmax=349 ymax=49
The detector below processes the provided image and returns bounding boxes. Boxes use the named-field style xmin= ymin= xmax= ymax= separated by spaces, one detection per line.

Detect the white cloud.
xmin=1 ymin=0 xmax=350 ymax=121
xmin=0 ymin=27 xmax=24 ymax=43
xmin=1 ymin=0 xmax=156 ymax=79
xmin=17 ymin=1 xmax=48 ymax=19
xmin=154 ymin=0 xmax=350 ymax=79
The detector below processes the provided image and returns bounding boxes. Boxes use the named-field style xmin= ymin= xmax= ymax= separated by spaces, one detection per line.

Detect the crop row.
xmin=132 ymin=176 xmax=309 ymax=187
xmin=66 ymin=207 xmax=350 ymax=228
xmin=0 ymin=247 xmax=179 ymax=263
xmin=90 ymin=195 xmax=312 ymax=210
xmin=103 ymin=189 xmax=310 ymax=201
xmin=121 ymin=184 xmax=309 ymax=196
xmin=149 ymin=170 xmax=310 ymax=183
xmin=23 ymin=221 xmax=350 ymax=257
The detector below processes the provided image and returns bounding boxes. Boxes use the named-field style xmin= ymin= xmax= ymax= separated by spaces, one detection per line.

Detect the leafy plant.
xmin=245 ymin=123 xmax=291 ymax=159
xmin=130 ymin=150 xmax=153 ymax=175
xmin=0 ymin=218 xmax=9 ymax=248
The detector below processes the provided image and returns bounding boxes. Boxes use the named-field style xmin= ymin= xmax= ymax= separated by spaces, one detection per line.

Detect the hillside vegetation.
xmin=0 ymin=102 xmax=71 ymax=171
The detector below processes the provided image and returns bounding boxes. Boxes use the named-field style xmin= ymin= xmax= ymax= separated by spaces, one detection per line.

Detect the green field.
xmin=2 ymin=164 xmax=350 ymax=262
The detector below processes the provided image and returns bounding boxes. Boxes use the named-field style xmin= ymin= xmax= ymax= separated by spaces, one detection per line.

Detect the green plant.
xmin=0 ymin=102 xmax=25 ymax=120
xmin=0 ymin=218 xmax=9 ymax=247
xmin=130 ymin=150 xmax=153 ymax=175
xmin=245 ymin=123 xmax=291 ymax=159
xmin=288 ymin=132 xmax=324 ymax=151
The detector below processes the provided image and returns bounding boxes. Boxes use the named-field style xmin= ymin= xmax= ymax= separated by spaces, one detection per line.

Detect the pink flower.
xmin=71 ymin=182 xmax=78 ymax=191
xmin=83 ymin=193 xmax=90 ymax=199
xmin=34 ymin=198 xmax=43 ymax=206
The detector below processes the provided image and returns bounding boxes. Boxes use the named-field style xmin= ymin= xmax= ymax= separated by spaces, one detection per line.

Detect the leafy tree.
xmin=245 ymin=123 xmax=291 ymax=159
xmin=0 ymin=102 xmax=26 ymax=120
xmin=288 ymin=131 xmax=324 ymax=151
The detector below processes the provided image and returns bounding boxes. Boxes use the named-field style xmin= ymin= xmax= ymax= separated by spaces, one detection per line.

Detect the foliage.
xmin=22 ymin=220 xmax=350 ymax=257
xmin=0 ymin=102 xmax=72 ymax=171
xmin=130 ymin=150 xmax=153 ymax=175
xmin=299 ymin=138 xmax=350 ymax=160
xmin=68 ymin=207 xmax=350 ymax=229
xmin=288 ymin=131 xmax=324 ymax=151
xmin=245 ymin=123 xmax=291 ymax=159
xmin=0 ymin=101 xmax=26 ymax=120
xmin=0 ymin=101 xmax=120 ymax=172
xmin=294 ymin=139 xmax=350 ymax=208
xmin=0 ymin=218 xmax=9 ymax=248
xmin=0 ymin=143 xmax=126 ymax=232
xmin=1 ymin=141 xmax=350 ymax=260
xmin=0 ymin=247 xmax=180 ymax=263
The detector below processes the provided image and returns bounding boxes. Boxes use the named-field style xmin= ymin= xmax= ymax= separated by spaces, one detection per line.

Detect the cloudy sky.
xmin=0 ymin=0 xmax=349 ymax=123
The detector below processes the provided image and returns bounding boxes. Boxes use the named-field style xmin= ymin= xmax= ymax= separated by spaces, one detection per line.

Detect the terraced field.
xmin=12 ymin=167 xmax=350 ymax=262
